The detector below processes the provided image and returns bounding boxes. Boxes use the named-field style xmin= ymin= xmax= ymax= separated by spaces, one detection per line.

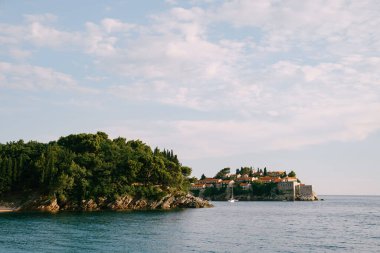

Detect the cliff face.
xmin=12 ymin=192 xmax=212 ymax=212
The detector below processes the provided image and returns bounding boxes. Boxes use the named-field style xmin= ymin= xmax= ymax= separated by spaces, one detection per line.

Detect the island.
xmin=0 ymin=132 xmax=211 ymax=212
xmin=190 ymin=167 xmax=318 ymax=201
xmin=0 ymin=132 xmax=318 ymax=213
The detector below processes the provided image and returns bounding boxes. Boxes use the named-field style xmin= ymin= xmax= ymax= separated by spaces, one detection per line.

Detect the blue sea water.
xmin=1 ymin=196 xmax=379 ymax=253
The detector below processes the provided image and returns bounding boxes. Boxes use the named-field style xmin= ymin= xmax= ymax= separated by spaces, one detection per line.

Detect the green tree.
xmin=0 ymin=132 xmax=194 ymax=204
xmin=181 ymin=166 xmax=192 ymax=177
xmin=288 ymin=170 xmax=296 ymax=177
xmin=215 ymin=167 xmax=230 ymax=179
xmin=7 ymin=158 xmax=13 ymax=185
xmin=240 ymin=167 xmax=251 ymax=176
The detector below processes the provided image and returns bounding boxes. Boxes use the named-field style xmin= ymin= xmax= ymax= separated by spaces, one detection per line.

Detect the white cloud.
xmin=1 ymin=1 xmax=380 ymax=158
xmin=90 ymin=8 xmax=248 ymax=111
xmin=87 ymin=2 xmax=380 ymax=157
xmin=105 ymin=50 xmax=380 ymax=158
xmin=28 ymin=21 xmax=81 ymax=48
xmin=104 ymin=99 xmax=380 ymax=159
xmin=101 ymin=18 xmax=135 ymax=33
xmin=214 ymin=0 xmax=380 ymax=55
xmin=0 ymin=61 xmax=85 ymax=91
xmin=83 ymin=18 xmax=137 ymax=57
xmin=8 ymin=48 xmax=32 ymax=60
xmin=0 ymin=24 xmax=26 ymax=45
xmin=0 ymin=14 xmax=81 ymax=49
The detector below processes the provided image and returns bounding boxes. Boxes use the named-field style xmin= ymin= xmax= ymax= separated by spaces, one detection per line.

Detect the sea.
xmin=0 ymin=195 xmax=379 ymax=253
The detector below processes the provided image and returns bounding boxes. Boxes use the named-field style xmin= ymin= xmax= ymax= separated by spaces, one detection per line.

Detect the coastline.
xmin=0 ymin=192 xmax=213 ymax=213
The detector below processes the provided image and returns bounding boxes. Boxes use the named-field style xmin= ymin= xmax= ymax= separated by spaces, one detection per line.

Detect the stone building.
xmin=277 ymin=181 xmax=299 ymax=201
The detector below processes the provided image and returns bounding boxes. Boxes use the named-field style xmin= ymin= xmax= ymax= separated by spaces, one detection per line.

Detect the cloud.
xmin=8 ymin=48 xmax=32 ymax=60
xmin=83 ymin=18 xmax=136 ymax=57
xmin=104 ymin=99 xmax=380 ymax=159
xmin=27 ymin=22 xmax=81 ymax=48
xmin=214 ymin=0 xmax=380 ymax=55
xmin=0 ymin=23 xmax=26 ymax=45
xmin=91 ymin=8 xmax=248 ymax=111
xmin=101 ymin=18 xmax=136 ymax=33
xmin=0 ymin=14 xmax=81 ymax=50
xmin=1 ymin=2 xmax=380 ymax=158
xmin=104 ymin=49 xmax=380 ymax=158
xmin=0 ymin=61 xmax=83 ymax=91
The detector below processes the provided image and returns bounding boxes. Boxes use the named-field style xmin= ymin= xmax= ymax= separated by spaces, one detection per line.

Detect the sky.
xmin=1 ymin=0 xmax=379 ymax=195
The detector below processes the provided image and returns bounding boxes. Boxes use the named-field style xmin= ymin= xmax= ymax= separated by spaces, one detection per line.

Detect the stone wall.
xmin=277 ymin=181 xmax=298 ymax=200
xmin=298 ymin=185 xmax=315 ymax=200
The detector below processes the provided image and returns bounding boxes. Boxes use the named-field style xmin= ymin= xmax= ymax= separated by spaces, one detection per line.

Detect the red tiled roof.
xmin=257 ymin=176 xmax=280 ymax=183
xmin=198 ymin=178 xmax=221 ymax=183
xmin=236 ymin=176 xmax=255 ymax=181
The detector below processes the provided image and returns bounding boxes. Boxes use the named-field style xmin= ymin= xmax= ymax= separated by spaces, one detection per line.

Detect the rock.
xmin=10 ymin=191 xmax=213 ymax=212
xmin=161 ymin=195 xmax=175 ymax=209
xmin=20 ymin=197 xmax=60 ymax=213
xmin=81 ymin=199 xmax=99 ymax=211
xmin=109 ymin=195 xmax=133 ymax=210
xmin=131 ymin=199 xmax=148 ymax=210
xmin=296 ymin=191 xmax=318 ymax=201
xmin=108 ymin=192 xmax=213 ymax=210
xmin=173 ymin=194 xmax=213 ymax=208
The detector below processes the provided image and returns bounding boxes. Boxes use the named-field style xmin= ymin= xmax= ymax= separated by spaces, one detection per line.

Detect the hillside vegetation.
xmin=0 ymin=132 xmax=192 ymax=207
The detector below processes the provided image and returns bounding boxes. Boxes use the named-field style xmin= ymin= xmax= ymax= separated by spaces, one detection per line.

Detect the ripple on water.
xmin=1 ymin=196 xmax=380 ymax=253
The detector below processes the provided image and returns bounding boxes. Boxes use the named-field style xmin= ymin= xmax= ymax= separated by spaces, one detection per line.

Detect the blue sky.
xmin=1 ymin=0 xmax=380 ymax=195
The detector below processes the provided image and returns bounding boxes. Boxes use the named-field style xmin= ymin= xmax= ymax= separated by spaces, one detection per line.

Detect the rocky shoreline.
xmin=0 ymin=192 xmax=213 ymax=213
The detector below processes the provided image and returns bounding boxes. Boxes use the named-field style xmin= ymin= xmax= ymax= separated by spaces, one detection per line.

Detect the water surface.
xmin=1 ymin=196 xmax=379 ymax=252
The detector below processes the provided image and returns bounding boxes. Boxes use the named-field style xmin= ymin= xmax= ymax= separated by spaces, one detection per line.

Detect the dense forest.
xmin=0 ymin=132 xmax=192 ymax=204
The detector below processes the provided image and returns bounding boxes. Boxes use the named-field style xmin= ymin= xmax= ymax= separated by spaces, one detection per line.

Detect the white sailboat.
xmin=228 ymin=185 xmax=238 ymax=202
